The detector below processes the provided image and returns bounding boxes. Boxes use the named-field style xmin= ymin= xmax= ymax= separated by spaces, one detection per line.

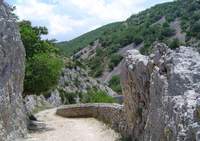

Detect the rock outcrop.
xmin=73 ymin=40 xmax=102 ymax=60
xmin=59 ymin=66 xmax=117 ymax=96
xmin=0 ymin=2 xmax=27 ymax=140
xmin=122 ymin=43 xmax=200 ymax=141
xmin=24 ymin=90 xmax=62 ymax=114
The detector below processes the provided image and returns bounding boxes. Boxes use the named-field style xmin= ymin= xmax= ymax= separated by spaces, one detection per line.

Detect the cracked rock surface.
xmin=122 ymin=43 xmax=200 ymax=141
xmin=0 ymin=2 xmax=27 ymax=141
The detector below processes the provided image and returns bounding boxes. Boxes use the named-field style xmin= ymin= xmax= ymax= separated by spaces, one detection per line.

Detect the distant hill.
xmin=56 ymin=22 xmax=122 ymax=57
xmin=56 ymin=0 xmax=200 ymax=77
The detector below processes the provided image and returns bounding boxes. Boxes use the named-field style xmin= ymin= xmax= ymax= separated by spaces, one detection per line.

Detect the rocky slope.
xmin=122 ymin=43 xmax=200 ymax=141
xmin=24 ymin=65 xmax=117 ymax=114
xmin=0 ymin=2 xmax=27 ymax=140
xmin=58 ymin=66 xmax=117 ymax=96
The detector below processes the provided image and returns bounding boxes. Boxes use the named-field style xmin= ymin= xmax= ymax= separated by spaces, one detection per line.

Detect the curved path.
xmin=25 ymin=109 xmax=121 ymax=141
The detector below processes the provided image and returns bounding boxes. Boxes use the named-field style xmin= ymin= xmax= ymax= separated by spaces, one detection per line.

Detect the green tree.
xmin=19 ymin=21 xmax=63 ymax=94
xmin=19 ymin=21 xmax=57 ymax=59
xmin=24 ymin=53 xmax=63 ymax=94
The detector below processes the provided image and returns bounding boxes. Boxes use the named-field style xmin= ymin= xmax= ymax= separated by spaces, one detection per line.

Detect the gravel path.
xmin=25 ymin=109 xmax=121 ymax=141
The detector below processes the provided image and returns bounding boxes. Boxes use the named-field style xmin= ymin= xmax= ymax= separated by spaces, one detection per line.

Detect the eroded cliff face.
xmin=58 ymin=66 xmax=117 ymax=96
xmin=0 ymin=2 xmax=27 ymax=140
xmin=122 ymin=43 xmax=200 ymax=141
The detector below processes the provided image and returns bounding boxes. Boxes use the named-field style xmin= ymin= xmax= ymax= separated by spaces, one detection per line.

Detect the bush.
xmin=161 ymin=27 xmax=175 ymax=37
xmin=109 ymin=54 xmax=123 ymax=70
xmin=87 ymin=55 xmax=105 ymax=77
xmin=109 ymin=75 xmax=122 ymax=94
xmin=96 ymin=48 xmax=104 ymax=56
xmin=24 ymin=53 xmax=63 ymax=94
xmin=139 ymin=43 xmax=152 ymax=55
xmin=133 ymin=36 xmax=143 ymax=45
xmin=58 ymin=89 xmax=79 ymax=104
xmin=81 ymin=89 xmax=116 ymax=103
xmin=94 ymin=67 xmax=104 ymax=77
xmin=191 ymin=20 xmax=200 ymax=38
xmin=169 ymin=38 xmax=180 ymax=49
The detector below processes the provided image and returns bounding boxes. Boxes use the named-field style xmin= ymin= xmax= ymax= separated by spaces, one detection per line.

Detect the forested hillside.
xmin=57 ymin=0 xmax=200 ymax=77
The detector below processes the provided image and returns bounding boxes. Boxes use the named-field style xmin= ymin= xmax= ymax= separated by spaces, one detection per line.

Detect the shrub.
xmin=109 ymin=75 xmax=122 ymax=94
xmin=24 ymin=53 xmax=63 ymax=94
xmin=161 ymin=27 xmax=175 ymax=37
xmin=109 ymin=54 xmax=123 ymax=70
xmin=94 ymin=67 xmax=104 ymax=77
xmin=81 ymin=89 xmax=116 ymax=103
xmin=58 ymin=89 xmax=79 ymax=104
xmin=96 ymin=48 xmax=104 ymax=56
xmin=139 ymin=43 xmax=153 ymax=55
xmin=169 ymin=38 xmax=180 ymax=49
xmin=133 ymin=36 xmax=143 ymax=45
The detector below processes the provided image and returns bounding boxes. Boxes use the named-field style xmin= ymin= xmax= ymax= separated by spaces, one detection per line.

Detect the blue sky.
xmin=7 ymin=0 xmax=173 ymax=42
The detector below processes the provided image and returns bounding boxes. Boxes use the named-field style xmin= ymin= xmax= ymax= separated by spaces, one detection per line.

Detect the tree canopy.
xmin=19 ymin=21 xmax=63 ymax=95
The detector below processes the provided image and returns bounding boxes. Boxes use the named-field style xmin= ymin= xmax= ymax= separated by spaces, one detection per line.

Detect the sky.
xmin=7 ymin=0 xmax=173 ymax=42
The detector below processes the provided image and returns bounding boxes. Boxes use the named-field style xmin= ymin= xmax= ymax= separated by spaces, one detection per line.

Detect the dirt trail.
xmin=25 ymin=109 xmax=121 ymax=141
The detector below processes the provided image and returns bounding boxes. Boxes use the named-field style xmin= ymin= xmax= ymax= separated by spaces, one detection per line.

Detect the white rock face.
xmin=59 ymin=67 xmax=117 ymax=97
xmin=47 ymin=89 xmax=62 ymax=107
xmin=122 ymin=43 xmax=200 ymax=141
xmin=24 ymin=90 xmax=62 ymax=114
xmin=0 ymin=2 xmax=27 ymax=140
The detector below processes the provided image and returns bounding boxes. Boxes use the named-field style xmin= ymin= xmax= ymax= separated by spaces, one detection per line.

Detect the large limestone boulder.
xmin=0 ymin=2 xmax=27 ymax=140
xmin=122 ymin=43 xmax=200 ymax=141
xmin=24 ymin=90 xmax=62 ymax=114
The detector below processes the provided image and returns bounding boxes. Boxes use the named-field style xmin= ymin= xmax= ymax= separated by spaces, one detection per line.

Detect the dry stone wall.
xmin=56 ymin=103 xmax=129 ymax=138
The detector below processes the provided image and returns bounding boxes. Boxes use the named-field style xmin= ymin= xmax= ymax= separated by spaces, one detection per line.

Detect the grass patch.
xmin=81 ymin=88 xmax=116 ymax=103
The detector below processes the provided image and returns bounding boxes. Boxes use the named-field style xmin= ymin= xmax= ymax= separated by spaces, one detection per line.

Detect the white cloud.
xmin=49 ymin=15 xmax=85 ymax=35
xmin=14 ymin=0 xmax=86 ymax=38
xmin=13 ymin=0 xmax=173 ymax=41
xmin=15 ymin=0 xmax=54 ymax=20
xmin=58 ymin=0 xmax=145 ymax=22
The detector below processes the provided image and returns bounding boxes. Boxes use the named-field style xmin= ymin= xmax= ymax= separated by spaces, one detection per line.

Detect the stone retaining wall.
xmin=56 ymin=103 xmax=130 ymax=138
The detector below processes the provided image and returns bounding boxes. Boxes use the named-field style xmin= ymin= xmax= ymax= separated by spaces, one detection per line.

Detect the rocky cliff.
xmin=122 ymin=43 xmax=200 ymax=141
xmin=59 ymin=66 xmax=117 ymax=96
xmin=0 ymin=2 xmax=27 ymax=141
